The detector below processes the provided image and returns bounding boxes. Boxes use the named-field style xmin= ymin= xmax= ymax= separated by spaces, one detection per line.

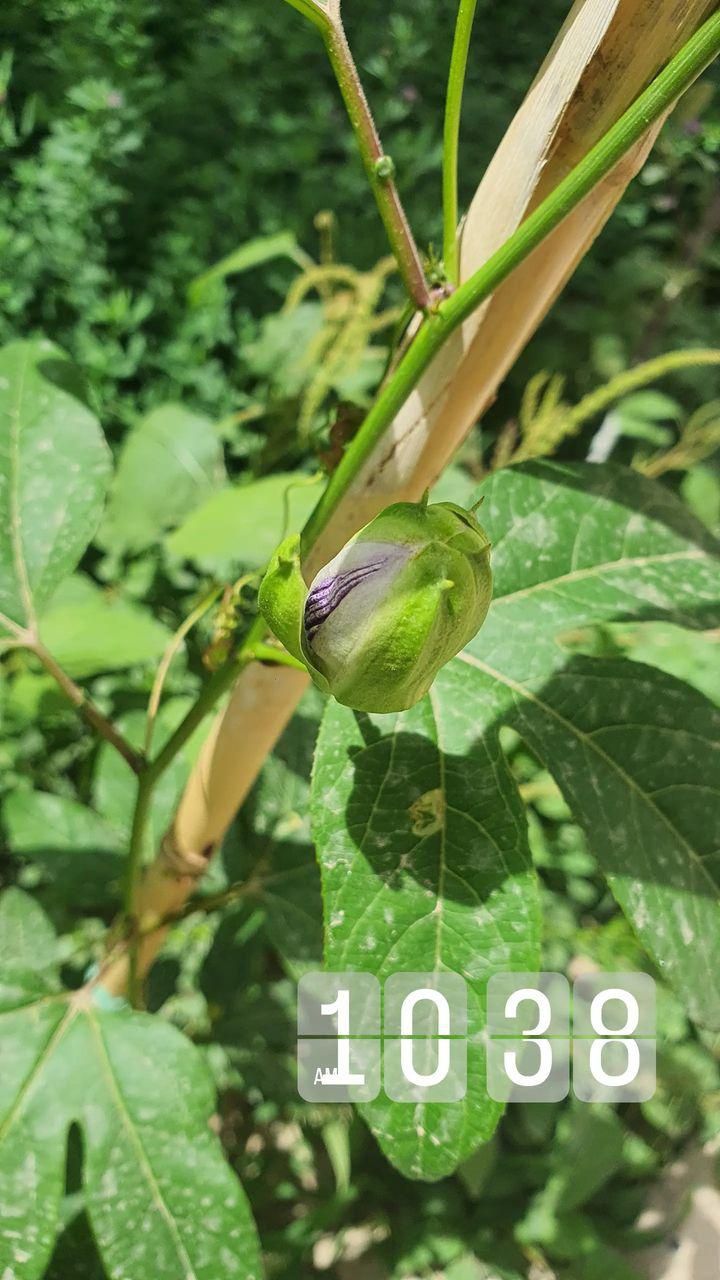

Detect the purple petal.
xmin=304 ymin=561 xmax=386 ymax=640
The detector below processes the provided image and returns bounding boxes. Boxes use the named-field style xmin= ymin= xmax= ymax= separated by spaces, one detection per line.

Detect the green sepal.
xmin=258 ymin=534 xmax=308 ymax=664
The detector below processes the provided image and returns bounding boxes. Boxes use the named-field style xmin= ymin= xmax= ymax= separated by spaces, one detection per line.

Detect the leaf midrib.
xmin=87 ymin=1010 xmax=199 ymax=1280
xmin=491 ymin=547 xmax=709 ymax=609
xmin=459 ymin=651 xmax=719 ymax=896
xmin=0 ymin=1001 xmax=75 ymax=1145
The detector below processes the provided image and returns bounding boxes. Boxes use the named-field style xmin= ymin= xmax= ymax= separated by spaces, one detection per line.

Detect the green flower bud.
xmin=259 ymin=499 xmax=492 ymax=713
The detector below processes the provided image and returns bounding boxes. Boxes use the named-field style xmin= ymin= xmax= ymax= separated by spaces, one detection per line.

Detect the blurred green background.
xmin=1 ymin=0 xmax=718 ymax=439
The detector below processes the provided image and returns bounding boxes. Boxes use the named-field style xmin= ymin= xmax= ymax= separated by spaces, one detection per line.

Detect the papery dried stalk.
xmin=100 ymin=0 xmax=717 ymax=995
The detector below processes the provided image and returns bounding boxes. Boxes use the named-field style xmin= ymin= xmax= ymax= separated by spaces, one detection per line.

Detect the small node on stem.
xmin=373 ymin=154 xmax=396 ymax=181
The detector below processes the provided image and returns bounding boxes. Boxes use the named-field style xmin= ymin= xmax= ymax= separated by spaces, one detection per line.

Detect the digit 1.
xmin=321 ymin=989 xmax=365 ymax=1085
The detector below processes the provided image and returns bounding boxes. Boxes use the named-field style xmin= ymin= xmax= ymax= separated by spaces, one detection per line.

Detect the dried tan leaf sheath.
xmin=101 ymin=0 xmax=716 ymax=993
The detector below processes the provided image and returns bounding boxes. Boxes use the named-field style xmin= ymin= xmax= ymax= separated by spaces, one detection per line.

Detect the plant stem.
xmin=250 ymin=641 xmax=308 ymax=671
xmin=302 ymin=9 xmax=720 ymax=551
xmin=281 ymin=0 xmax=331 ymax=32
xmin=145 ymin=621 xmax=265 ymax=787
xmin=124 ymin=773 xmax=153 ymax=918
xmin=442 ymin=0 xmax=479 ymax=284
xmin=121 ymin=618 xmax=268 ymax=945
xmin=101 ymin=9 xmax=720 ymax=1001
xmin=323 ymin=18 xmax=431 ymax=311
xmin=31 ymin=640 xmax=144 ymax=775
xmin=145 ymin=583 xmax=221 ymax=755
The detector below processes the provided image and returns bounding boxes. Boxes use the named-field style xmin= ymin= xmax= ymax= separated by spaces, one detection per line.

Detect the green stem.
xmin=32 ymin=640 xmax=144 ymax=775
xmin=280 ymin=0 xmax=430 ymax=307
xmin=302 ymin=10 xmax=720 ymax=551
xmin=122 ymin=617 xmax=267 ymax=926
xmin=281 ymin=0 xmax=331 ymax=33
xmin=322 ymin=19 xmax=431 ymax=311
xmin=123 ymin=774 xmax=154 ymax=919
xmin=145 ymin=622 xmax=265 ymax=787
xmin=443 ymin=0 xmax=479 ymax=284
xmin=250 ymin=641 xmax=308 ymax=672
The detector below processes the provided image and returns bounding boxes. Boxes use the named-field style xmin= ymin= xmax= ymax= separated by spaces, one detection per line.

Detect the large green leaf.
xmin=166 ymin=472 xmax=323 ymax=572
xmin=39 ymin=575 xmax=171 ymax=677
xmin=99 ymin=403 xmax=225 ymax=555
xmin=312 ymin=663 xmax=540 ymax=1180
xmin=0 ymin=892 xmax=262 ymax=1280
xmin=0 ymin=339 xmax=111 ymax=640
xmin=311 ymin=461 xmax=720 ymax=1180
xmin=458 ymin=460 xmax=720 ymax=1030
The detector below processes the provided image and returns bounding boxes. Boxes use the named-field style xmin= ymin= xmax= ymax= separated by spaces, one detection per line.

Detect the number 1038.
xmin=296 ymin=971 xmax=656 ymax=1104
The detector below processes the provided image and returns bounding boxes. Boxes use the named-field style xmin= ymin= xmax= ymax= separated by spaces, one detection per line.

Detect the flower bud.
xmin=259 ymin=499 xmax=492 ymax=713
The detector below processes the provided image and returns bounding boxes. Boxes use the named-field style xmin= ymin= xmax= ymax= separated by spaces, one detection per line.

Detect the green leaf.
xmin=99 ymin=404 xmax=226 ymax=555
xmin=445 ymin=1258 xmax=523 ymax=1280
xmin=3 ymin=790 xmax=124 ymax=910
xmin=563 ymin=619 xmax=720 ymax=706
xmin=0 ymin=339 xmax=111 ymax=640
xmin=615 ymin=390 xmax=680 ymax=444
xmin=0 ymin=887 xmax=60 ymax=1006
xmin=0 ymin=974 xmax=263 ymax=1279
xmin=243 ymin=305 xmax=325 ymax=399
xmin=166 ymin=471 xmax=323 ymax=572
xmin=682 ymin=463 xmax=720 ymax=532
xmin=188 ymin=232 xmax=307 ymax=307
xmin=620 ymin=621 xmax=720 ymax=706
xmin=543 ymin=1105 xmax=625 ymax=1211
xmin=38 ymin=574 xmax=171 ymax=677
xmin=311 ymin=461 xmax=720 ymax=1180
xmin=312 ymin=662 xmax=540 ymax=1179
xmin=0 ymin=887 xmax=57 ymax=977
xmin=458 ymin=461 xmax=720 ymax=1029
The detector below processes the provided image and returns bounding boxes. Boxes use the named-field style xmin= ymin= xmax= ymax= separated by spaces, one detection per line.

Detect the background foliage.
xmin=1 ymin=2 xmax=720 ymax=1278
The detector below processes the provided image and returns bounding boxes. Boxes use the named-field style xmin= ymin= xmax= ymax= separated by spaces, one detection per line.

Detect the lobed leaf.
xmin=0 ymin=895 xmax=263 ymax=1280
xmin=461 ymin=460 xmax=720 ymax=1028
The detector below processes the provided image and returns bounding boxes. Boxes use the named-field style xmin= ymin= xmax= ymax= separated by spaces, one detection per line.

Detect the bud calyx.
xmin=259 ymin=498 xmax=492 ymax=713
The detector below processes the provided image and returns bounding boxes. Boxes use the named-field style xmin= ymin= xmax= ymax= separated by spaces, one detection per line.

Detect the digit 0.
xmin=399 ymin=988 xmax=451 ymax=1088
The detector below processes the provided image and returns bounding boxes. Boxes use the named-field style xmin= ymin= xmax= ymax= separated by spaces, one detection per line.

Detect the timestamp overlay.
xmin=297 ymin=971 xmax=656 ymax=1105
